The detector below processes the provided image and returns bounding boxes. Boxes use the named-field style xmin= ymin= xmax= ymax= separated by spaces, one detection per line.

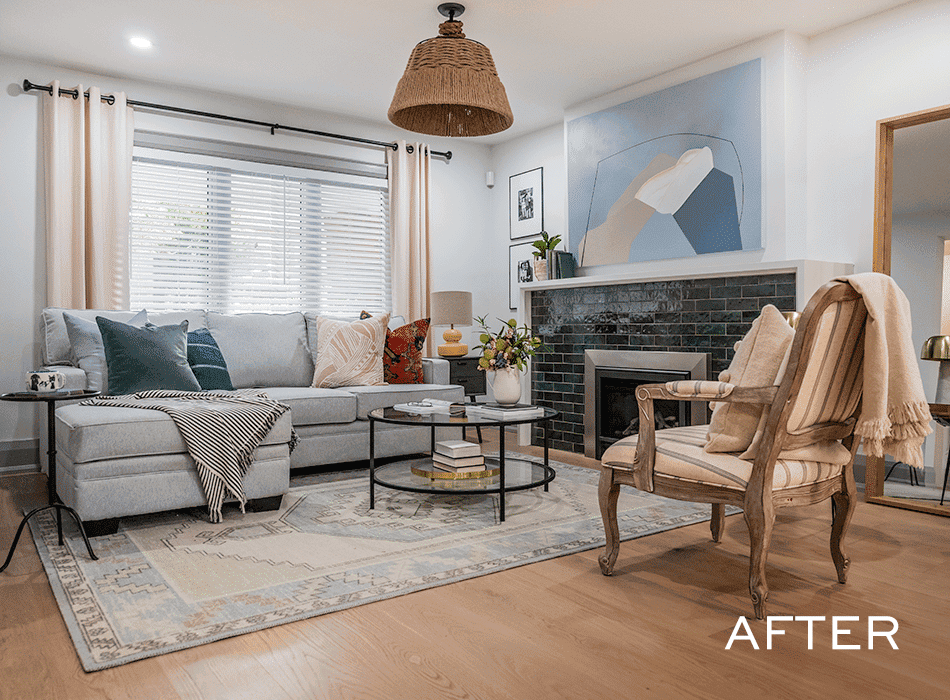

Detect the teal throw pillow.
xmin=187 ymin=328 xmax=234 ymax=391
xmin=96 ymin=317 xmax=201 ymax=395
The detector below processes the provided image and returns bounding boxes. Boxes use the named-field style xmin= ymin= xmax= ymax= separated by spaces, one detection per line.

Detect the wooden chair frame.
xmin=598 ymin=281 xmax=866 ymax=619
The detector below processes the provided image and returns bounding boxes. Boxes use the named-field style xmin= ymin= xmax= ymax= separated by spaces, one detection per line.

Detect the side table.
xmin=931 ymin=403 xmax=950 ymax=506
xmin=0 ymin=390 xmax=99 ymax=572
xmin=445 ymin=355 xmax=486 ymax=443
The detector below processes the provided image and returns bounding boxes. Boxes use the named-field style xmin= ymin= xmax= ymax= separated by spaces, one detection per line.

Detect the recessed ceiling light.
xmin=129 ymin=36 xmax=153 ymax=50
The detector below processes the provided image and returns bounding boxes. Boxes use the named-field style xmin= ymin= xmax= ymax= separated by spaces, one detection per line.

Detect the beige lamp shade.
xmin=431 ymin=290 xmax=472 ymax=357
xmin=388 ymin=5 xmax=513 ymax=137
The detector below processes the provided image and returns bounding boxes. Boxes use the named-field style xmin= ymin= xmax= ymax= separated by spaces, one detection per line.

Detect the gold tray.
xmin=411 ymin=462 xmax=500 ymax=480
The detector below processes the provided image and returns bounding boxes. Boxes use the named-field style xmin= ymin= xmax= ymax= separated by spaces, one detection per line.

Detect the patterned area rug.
xmin=30 ymin=457 xmax=719 ymax=671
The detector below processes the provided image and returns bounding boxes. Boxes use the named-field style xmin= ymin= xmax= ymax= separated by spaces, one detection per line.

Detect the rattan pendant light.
xmin=388 ymin=3 xmax=513 ymax=137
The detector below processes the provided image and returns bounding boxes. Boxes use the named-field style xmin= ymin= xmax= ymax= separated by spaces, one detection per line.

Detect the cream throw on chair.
xmin=598 ymin=276 xmax=930 ymax=619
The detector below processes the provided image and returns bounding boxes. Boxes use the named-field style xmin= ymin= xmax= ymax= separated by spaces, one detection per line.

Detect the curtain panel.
xmin=43 ymin=81 xmax=134 ymax=309
xmin=387 ymin=141 xmax=431 ymax=345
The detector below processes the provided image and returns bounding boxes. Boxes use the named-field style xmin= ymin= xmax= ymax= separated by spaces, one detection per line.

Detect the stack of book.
xmin=432 ymin=439 xmax=485 ymax=473
xmin=465 ymin=403 xmax=546 ymax=420
xmin=393 ymin=399 xmax=466 ymax=416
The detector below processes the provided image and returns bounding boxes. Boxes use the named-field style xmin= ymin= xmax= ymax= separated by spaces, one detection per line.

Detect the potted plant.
xmin=530 ymin=230 xmax=561 ymax=281
xmin=474 ymin=316 xmax=548 ymax=405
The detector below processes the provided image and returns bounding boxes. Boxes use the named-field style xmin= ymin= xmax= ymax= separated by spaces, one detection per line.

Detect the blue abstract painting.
xmin=567 ymin=60 xmax=761 ymax=266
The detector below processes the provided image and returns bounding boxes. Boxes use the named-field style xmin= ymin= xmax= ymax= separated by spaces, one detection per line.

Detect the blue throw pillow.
xmin=187 ymin=327 xmax=234 ymax=391
xmin=96 ymin=317 xmax=202 ymax=396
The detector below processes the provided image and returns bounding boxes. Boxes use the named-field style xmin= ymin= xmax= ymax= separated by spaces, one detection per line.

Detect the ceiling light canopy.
xmin=388 ymin=3 xmax=513 ymax=138
xmin=129 ymin=36 xmax=153 ymax=49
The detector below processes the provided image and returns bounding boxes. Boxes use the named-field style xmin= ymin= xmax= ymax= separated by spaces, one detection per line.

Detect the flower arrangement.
xmin=474 ymin=316 xmax=547 ymax=372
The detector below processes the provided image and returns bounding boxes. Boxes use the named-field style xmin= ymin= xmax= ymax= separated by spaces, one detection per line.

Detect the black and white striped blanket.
xmin=82 ymin=390 xmax=295 ymax=523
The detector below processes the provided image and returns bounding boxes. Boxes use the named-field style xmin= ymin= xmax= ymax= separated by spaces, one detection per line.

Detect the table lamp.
xmin=431 ymin=290 xmax=473 ymax=357
xmin=921 ymin=334 xmax=950 ymax=404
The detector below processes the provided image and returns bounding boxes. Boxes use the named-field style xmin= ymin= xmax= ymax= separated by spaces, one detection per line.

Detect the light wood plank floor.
xmin=1 ymin=436 xmax=949 ymax=699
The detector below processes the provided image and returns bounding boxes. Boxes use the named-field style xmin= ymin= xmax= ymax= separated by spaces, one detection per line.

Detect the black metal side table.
xmin=0 ymin=390 xmax=100 ymax=572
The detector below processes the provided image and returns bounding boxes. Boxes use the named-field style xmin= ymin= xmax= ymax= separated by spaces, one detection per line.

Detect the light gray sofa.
xmin=39 ymin=308 xmax=464 ymax=532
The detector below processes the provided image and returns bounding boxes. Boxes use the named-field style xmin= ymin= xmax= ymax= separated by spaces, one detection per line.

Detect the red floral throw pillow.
xmin=360 ymin=312 xmax=430 ymax=384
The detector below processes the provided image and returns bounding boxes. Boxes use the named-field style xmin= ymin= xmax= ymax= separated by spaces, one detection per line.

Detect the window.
xmin=129 ymin=139 xmax=390 ymax=316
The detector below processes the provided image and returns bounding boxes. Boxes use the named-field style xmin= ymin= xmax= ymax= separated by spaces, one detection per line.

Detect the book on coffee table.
xmin=434 ymin=439 xmax=481 ymax=458
xmin=466 ymin=403 xmax=545 ymax=420
xmin=432 ymin=452 xmax=486 ymax=471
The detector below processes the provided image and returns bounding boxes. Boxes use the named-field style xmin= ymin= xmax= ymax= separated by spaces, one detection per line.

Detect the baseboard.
xmin=0 ymin=439 xmax=39 ymax=475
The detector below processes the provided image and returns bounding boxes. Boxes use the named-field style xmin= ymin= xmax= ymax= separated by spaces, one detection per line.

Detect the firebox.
xmin=595 ymin=368 xmax=692 ymax=459
xmin=584 ymin=349 xmax=709 ymax=459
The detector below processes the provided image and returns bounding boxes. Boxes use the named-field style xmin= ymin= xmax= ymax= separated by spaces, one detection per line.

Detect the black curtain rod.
xmin=22 ymin=79 xmax=452 ymax=161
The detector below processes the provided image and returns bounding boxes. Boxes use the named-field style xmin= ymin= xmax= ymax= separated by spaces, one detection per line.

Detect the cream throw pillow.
xmin=312 ymin=314 xmax=389 ymax=388
xmin=705 ymin=305 xmax=794 ymax=454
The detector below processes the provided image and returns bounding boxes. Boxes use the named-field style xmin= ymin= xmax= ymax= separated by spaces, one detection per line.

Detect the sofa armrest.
xmin=422 ymin=357 xmax=450 ymax=385
xmin=40 ymin=365 xmax=88 ymax=392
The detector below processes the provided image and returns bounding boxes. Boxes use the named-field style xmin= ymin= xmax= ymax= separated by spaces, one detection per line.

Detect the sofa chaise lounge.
xmin=39 ymin=308 xmax=465 ymax=533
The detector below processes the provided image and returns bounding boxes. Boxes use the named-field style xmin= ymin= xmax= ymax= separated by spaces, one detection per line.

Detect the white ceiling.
xmin=0 ymin=0 xmax=916 ymax=144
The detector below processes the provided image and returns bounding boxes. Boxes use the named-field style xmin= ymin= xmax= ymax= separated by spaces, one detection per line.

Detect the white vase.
xmin=489 ymin=366 xmax=522 ymax=406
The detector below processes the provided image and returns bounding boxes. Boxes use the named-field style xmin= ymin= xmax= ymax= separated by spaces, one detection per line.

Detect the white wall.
xmin=0 ymin=55 xmax=492 ymax=459
xmin=805 ymin=0 xmax=950 ymax=271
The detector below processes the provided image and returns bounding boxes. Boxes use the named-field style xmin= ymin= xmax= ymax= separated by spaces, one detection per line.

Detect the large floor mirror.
xmin=869 ymin=103 xmax=950 ymax=517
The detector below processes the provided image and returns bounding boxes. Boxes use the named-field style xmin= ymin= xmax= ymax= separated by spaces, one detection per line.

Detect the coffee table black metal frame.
xmin=368 ymin=406 xmax=559 ymax=522
xmin=0 ymin=390 xmax=100 ymax=572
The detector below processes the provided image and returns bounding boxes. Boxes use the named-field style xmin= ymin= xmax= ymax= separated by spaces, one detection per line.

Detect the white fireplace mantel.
xmin=520 ymin=259 xmax=854 ymax=314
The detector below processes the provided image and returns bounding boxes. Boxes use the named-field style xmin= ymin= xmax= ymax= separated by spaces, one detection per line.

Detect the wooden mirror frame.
xmin=869 ymin=103 xmax=950 ymax=517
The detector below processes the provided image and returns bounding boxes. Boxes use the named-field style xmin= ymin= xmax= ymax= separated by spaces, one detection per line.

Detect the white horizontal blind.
xmin=129 ymin=150 xmax=390 ymax=315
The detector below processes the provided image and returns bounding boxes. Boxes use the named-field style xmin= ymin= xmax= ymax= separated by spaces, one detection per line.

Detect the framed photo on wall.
xmin=509 ymin=167 xmax=544 ymax=240
xmin=508 ymin=241 xmax=537 ymax=310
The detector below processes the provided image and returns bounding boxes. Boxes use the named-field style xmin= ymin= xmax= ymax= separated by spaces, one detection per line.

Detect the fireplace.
xmin=584 ymin=350 xmax=709 ymax=459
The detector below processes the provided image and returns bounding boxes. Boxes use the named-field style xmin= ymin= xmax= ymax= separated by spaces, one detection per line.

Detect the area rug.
xmin=30 ymin=456 xmax=721 ymax=671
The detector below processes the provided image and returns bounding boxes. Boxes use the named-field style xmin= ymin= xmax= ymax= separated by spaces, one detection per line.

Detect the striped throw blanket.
xmin=82 ymin=390 xmax=295 ymax=523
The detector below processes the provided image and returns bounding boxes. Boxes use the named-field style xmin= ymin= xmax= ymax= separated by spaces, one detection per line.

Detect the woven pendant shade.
xmin=389 ymin=14 xmax=513 ymax=137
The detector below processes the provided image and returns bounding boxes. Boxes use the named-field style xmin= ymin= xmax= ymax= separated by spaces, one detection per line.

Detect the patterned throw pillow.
xmin=187 ymin=327 xmax=234 ymax=391
xmin=312 ymin=314 xmax=389 ymax=388
xmin=385 ymin=318 xmax=430 ymax=384
xmin=360 ymin=312 xmax=430 ymax=384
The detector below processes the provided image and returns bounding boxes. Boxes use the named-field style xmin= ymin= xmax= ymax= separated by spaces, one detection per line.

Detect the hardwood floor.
xmin=1 ymin=437 xmax=949 ymax=699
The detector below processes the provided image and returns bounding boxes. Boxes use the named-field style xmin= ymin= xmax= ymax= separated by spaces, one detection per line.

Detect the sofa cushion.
xmin=43 ymin=308 xmax=145 ymax=367
xmin=64 ymin=309 xmax=147 ymax=393
xmin=56 ymin=403 xmax=293 ymax=464
xmin=258 ymin=386 xmax=358 ymax=426
xmin=345 ymin=383 xmax=465 ymax=419
xmin=148 ymin=310 xmax=208 ymax=331
xmin=187 ymin=327 xmax=234 ymax=391
xmin=312 ymin=314 xmax=389 ymax=388
xmin=208 ymin=312 xmax=313 ymax=388
xmin=98 ymin=318 xmax=202 ymax=395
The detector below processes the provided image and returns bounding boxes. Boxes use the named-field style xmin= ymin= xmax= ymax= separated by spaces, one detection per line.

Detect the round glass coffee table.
xmin=368 ymin=406 xmax=559 ymax=522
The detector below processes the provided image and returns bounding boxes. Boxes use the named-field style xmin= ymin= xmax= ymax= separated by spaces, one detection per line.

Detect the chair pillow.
xmin=96 ymin=317 xmax=201 ymax=395
xmin=64 ymin=309 xmax=147 ymax=392
xmin=705 ymin=305 xmax=794 ymax=453
xmin=187 ymin=327 xmax=234 ymax=391
xmin=312 ymin=314 xmax=389 ymax=388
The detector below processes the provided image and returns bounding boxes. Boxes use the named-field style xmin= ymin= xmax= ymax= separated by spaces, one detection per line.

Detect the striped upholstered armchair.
xmin=598 ymin=280 xmax=870 ymax=620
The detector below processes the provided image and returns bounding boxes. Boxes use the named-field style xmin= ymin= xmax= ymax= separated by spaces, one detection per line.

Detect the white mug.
xmin=27 ymin=371 xmax=66 ymax=393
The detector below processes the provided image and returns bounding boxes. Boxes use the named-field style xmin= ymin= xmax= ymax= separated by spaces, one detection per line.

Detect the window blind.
xmin=129 ymin=148 xmax=391 ymax=316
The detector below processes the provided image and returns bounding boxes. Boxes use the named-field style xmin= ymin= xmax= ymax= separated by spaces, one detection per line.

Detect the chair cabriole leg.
xmin=710 ymin=503 xmax=725 ymax=542
xmin=598 ymin=468 xmax=621 ymax=575
xmin=744 ymin=490 xmax=775 ymax=620
xmin=830 ymin=469 xmax=857 ymax=583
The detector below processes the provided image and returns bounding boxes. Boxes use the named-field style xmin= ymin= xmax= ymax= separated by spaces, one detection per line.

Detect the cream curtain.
xmin=387 ymin=140 xmax=431 ymax=328
xmin=43 ymin=81 xmax=134 ymax=309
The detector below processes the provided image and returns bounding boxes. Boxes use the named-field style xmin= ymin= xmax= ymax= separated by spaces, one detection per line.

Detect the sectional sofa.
xmin=39 ymin=308 xmax=464 ymax=532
